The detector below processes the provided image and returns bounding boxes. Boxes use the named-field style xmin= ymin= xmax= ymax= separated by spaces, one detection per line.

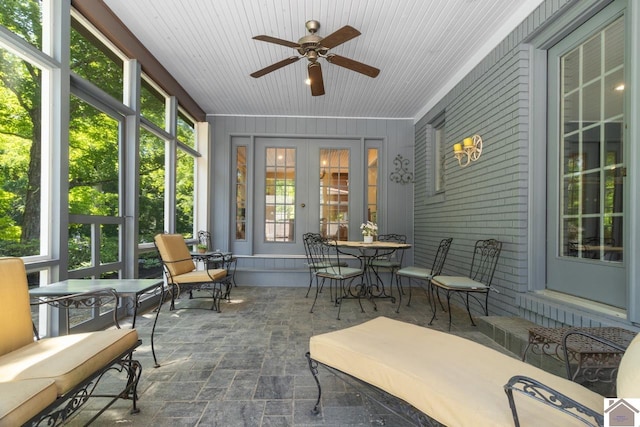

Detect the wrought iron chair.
xmin=369 ymin=233 xmax=407 ymax=301
xmin=303 ymin=232 xmax=347 ymax=298
xmin=154 ymin=233 xmax=231 ymax=312
xmin=309 ymin=237 xmax=365 ymax=320
xmin=395 ymin=237 xmax=452 ymax=313
xmin=197 ymin=230 xmax=238 ymax=288
xmin=430 ymin=238 xmax=502 ymax=329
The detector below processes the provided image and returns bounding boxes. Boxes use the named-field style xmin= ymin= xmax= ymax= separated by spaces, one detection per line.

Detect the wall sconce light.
xmin=453 ymin=134 xmax=483 ymax=167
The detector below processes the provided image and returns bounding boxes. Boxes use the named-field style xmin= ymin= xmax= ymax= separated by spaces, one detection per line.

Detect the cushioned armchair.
xmin=154 ymin=233 xmax=231 ymax=312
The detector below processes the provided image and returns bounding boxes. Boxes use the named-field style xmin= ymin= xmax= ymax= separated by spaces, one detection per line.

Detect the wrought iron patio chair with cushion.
xmin=197 ymin=230 xmax=238 ymax=288
xmin=309 ymin=237 xmax=365 ymax=320
xmin=154 ymin=233 xmax=231 ymax=312
xmin=369 ymin=233 xmax=406 ymax=300
xmin=430 ymin=238 xmax=502 ymax=329
xmin=303 ymin=232 xmax=347 ymax=298
xmin=395 ymin=237 xmax=452 ymax=313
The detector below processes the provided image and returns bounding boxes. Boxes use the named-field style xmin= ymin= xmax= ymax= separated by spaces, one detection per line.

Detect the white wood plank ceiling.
xmin=103 ymin=0 xmax=544 ymax=120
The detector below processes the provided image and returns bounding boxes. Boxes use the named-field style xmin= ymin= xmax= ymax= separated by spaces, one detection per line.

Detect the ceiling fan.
xmin=250 ymin=20 xmax=380 ymax=96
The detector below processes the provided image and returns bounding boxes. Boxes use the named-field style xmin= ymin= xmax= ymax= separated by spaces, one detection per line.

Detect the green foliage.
xmin=0 ymin=3 xmax=196 ymax=266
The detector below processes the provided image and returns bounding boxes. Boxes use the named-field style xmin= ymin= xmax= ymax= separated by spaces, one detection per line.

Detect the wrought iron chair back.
xmin=430 ymin=238 xmax=501 ymax=329
xmin=469 ymin=238 xmax=502 ymax=285
xmin=431 ymin=237 xmax=453 ymax=277
xmin=309 ymin=237 xmax=365 ymax=319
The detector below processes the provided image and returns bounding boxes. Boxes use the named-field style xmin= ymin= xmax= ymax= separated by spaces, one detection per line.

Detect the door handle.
xmin=300 ymin=203 xmax=306 ymax=208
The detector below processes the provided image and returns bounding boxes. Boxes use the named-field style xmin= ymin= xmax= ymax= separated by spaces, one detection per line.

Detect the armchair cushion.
xmin=432 ymin=275 xmax=488 ymax=290
xmin=396 ymin=266 xmax=434 ymax=279
xmin=169 ymin=268 xmax=227 ymax=284
xmin=0 ymin=379 xmax=57 ymax=427
xmin=0 ymin=257 xmax=37 ymax=356
xmin=154 ymin=233 xmax=197 ymax=276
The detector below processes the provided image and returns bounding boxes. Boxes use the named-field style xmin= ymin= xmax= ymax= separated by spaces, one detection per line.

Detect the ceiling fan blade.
xmin=252 ymin=35 xmax=300 ymax=49
xmin=250 ymin=56 xmax=301 ymax=78
xmin=308 ymin=63 xmax=325 ymax=96
xmin=319 ymin=25 xmax=361 ymax=49
xmin=327 ymin=54 xmax=380 ymax=78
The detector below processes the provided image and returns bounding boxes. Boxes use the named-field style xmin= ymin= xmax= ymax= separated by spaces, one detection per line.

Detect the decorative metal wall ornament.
xmin=389 ymin=154 xmax=413 ymax=184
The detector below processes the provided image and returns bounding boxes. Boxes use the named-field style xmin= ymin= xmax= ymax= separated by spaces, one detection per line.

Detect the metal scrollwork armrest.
xmin=504 ymin=375 xmax=603 ymax=427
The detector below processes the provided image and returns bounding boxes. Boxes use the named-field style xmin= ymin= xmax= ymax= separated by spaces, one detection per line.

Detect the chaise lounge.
xmin=306 ymin=316 xmax=640 ymax=426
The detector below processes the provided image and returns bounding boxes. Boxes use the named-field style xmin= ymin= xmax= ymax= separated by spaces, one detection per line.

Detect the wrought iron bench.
xmin=0 ymin=257 xmax=142 ymax=426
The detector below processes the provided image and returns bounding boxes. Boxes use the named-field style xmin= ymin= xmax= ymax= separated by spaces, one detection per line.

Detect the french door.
xmin=546 ymin=3 xmax=626 ymax=308
xmin=253 ymin=137 xmax=363 ymax=255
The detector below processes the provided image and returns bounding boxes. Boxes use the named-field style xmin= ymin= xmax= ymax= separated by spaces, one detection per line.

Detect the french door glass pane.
xmin=367 ymin=148 xmax=378 ymax=223
xmin=319 ymin=149 xmax=349 ymax=239
xmin=265 ymin=148 xmax=295 ymax=242
xmin=559 ymin=16 xmax=624 ymax=262
xmin=236 ymin=146 xmax=247 ymax=240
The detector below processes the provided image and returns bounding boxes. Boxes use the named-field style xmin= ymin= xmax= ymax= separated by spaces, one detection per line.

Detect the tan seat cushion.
xmin=309 ymin=316 xmax=603 ymax=427
xmin=0 ymin=379 xmax=57 ymax=427
xmin=432 ymin=275 xmax=488 ymax=290
xmin=0 ymin=329 xmax=139 ymax=395
xmin=170 ymin=268 xmax=227 ymax=284
xmin=396 ymin=266 xmax=434 ymax=279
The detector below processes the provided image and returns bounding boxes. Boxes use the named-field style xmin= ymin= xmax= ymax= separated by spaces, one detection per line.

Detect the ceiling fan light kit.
xmin=251 ymin=20 xmax=380 ymax=96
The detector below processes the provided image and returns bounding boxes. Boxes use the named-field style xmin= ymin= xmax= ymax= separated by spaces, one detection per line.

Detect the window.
xmin=139 ymin=128 xmax=165 ymax=242
xmin=235 ymin=146 xmax=247 ymax=240
xmin=367 ymin=148 xmax=378 ymax=223
xmin=70 ymin=19 xmax=123 ymax=101
xmin=140 ymin=78 xmax=166 ymax=129
xmin=544 ymin=0 xmax=627 ymax=309
xmin=0 ymin=45 xmax=43 ymax=257
xmin=265 ymin=147 xmax=295 ymax=242
xmin=176 ymin=146 xmax=194 ymax=238
xmin=434 ymin=123 xmax=446 ymax=193
xmin=559 ymin=16 xmax=624 ymax=263
xmin=320 ymin=148 xmax=350 ymax=239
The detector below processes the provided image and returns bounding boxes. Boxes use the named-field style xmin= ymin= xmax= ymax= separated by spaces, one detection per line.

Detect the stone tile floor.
xmin=68 ymin=284 xmax=518 ymax=426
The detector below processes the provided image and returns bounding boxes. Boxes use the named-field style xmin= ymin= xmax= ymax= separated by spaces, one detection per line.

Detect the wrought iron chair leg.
xmin=310 ymin=276 xmax=322 ymax=313
xmin=305 ymin=269 xmax=314 ymax=297
xmin=395 ymin=276 xmax=403 ymax=313
xmin=464 ymin=292 xmax=477 ymax=326
xmin=306 ymin=352 xmax=322 ymax=415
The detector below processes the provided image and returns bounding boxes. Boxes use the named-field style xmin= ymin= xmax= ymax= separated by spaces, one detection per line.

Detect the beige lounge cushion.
xmin=309 ymin=316 xmax=603 ymax=427
xmin=0 ymin=329 xmax=139 ymax=395
xmin=396 ymin=266 xmax=433 ymax=279
xmin=617 ymin=332 xmax=640 ymax=397
xmin=0 ymin=257 xmax=37 ymax=356
xmin=432 ymin=275 xmax=488 ymax=290
xmin=0 ymin=379 xmax=57 ymax=427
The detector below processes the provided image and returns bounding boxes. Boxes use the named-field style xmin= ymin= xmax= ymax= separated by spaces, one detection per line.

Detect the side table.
xmin=523 ymin=326 xmax=636 ymax=392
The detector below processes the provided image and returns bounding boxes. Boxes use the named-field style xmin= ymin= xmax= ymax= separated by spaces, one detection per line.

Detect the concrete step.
xmin=476 ymin=316 xmax=566 ymax=378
